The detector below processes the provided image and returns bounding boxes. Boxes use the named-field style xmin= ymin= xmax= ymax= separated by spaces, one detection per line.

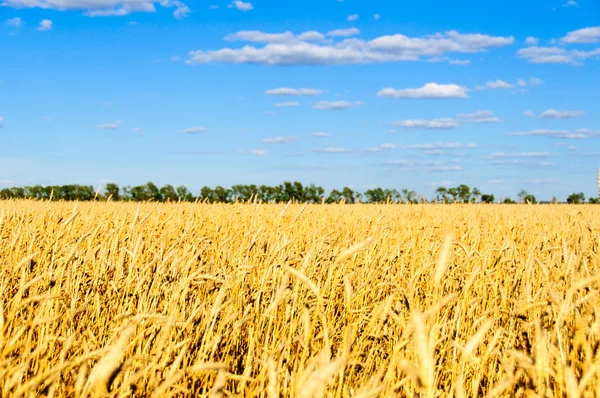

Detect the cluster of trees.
xmin=0 ymin=182 xmax=598 ymax=204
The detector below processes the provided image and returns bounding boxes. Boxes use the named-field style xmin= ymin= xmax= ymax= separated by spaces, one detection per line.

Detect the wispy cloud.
xmin=400 ymin=142 xmax=477 ymax=150
xmin=363 ymin=143 xmax=396 ymax=153
xmin=3 ymin=0 xmax=190 ymax=18
xmin=249 ymin=149 xmax=268 ymax=156
xmin=37 ymin=19 xmax=52 ymax=31
xmin=392 ymin=118 xmax=459 ymax=130
xmin=385 ymin=159 xmax=463 ymax=172
xmin=97 ymin=120 xmax=121 ymax=130
xmin=313 ymin=100 xmax=360 ymax=110
xmin=266 ymin=87 xmax=322 ymax=96
xmin=539 ymin=108 xmax=585 ymax=119
xmin=517 ymin=46 xmax=600 ymax=65
xmin=347 ymin=14 xmax=359 ymax=21
xmin=261 ymin=136 xmax=299 ymax=144
xmin=312 ymin=147 xmax=352 ymax=153
xmin=524 ymin=110 xmax=534 ymax=117
xmin=179 ymin=127 xmax=208 ymax=134
xmin=378 ymin=83 xmax=468 ymax=99
xmin=561 ymin=26 xmax=600 ymax=43
xmin=486 ymin=152 xmax=551 ymax=159
xmin=5 ymin=17 xmax=22 ymax=27
xmin=0 ymin=116 xmax=4 ymax=128
xmin=373 ymin=13 xmax=381 ymax=21
xmin=326 ymin=27 xmax=360 ymax=37
xmin=509 ymin=129 xmax=600 ymax=139
xmin=229 ymin=0 xmax=253 ymax=11
xmin=525 ymin=36 xmax=538 ymax=45
xmin=477 ymin=79 xmax=514 ymax=89
xmin=311 ymin=132 xmax=331 ymax=137
xmin=457 ymin=110 xmax=500 ymax=123
xmin=274 ymin=101 xmax=300 ymax=107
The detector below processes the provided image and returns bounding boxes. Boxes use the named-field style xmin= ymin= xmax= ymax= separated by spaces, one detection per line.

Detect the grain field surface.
xmin=1 ymin=201 xmax=600 ymax=397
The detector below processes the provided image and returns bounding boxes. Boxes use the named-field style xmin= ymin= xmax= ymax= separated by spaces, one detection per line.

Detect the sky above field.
xmin=1 ymin=0 xmax=600 ymax=200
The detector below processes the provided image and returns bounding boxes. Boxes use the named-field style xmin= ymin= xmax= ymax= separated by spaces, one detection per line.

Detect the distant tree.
xmin=503 ymin=197 xmax=516 ymax=204
xmin=327 ymin=189 xmax=343 ymax=204
xmin=552 ymin=196 xmax=559 ymax=204
xmin=305 ymin=184 xmax=325 ymax=203
xmin=341 ymin=187 xmax=357 ymax=204
xmin=105 ymin=183 xmax=120 ymax=200
xmin=481 ymin=194 xmax=495 ymax=203
xmin=176 ymin=185 xmax=194 ymax=201
xmin=518 ymin=189 xmax=529 ymax=203
xmin=589 ymin=197 xmax=600 ymax=204
xmin=200 ymin=186 xmax=216 ymax=203
xmin=566 ymin=192 xmax=585 ymax=204
xmin=523 ymin=194 xmax=537 ymax=204
xmin=160 ymin=184 xmax=178 ymax=202
xmin=435 ymin=187 xmax=449 ymax=202
xmin=401 ymin=188 xmax=419 ymax=203
xmin=213 ymin=186 xmax=231 ymax=203
xmin=471 ymin=188 xmax=482 ymax=203
xmin=364 ymin=188 xmax=386 ymax=203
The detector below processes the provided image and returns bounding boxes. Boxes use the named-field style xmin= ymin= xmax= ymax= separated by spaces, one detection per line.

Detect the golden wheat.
xmin=1 ymin=200 xmax=599 ymax=396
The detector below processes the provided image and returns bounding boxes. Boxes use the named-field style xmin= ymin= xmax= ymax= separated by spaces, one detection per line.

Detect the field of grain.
xmin=1 ymin=201 xmax=599 ymax=397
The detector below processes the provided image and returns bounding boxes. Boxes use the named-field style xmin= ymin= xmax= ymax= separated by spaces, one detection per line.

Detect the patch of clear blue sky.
xmin=1 ymin=0 xmax=599 ymax=200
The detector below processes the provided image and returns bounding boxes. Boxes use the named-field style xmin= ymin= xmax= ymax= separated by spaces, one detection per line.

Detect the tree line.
xmin=0 ymin=182 xmax=598 ymax=204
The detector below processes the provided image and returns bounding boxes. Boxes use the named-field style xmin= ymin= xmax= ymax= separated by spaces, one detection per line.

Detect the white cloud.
xmin=525 ymin=36 xmax=538 ymax=45
xmin=187 ymin=30 xmax=514 ymax=66
xmin=561 ymin=26 xmax=600 ymax=43
xmin=179 ymin=127 xmax=208 ymax=134
xmin=311 ymin=132 xmax=331 ymax=137
xmin=313 ymin=100 xmax=359 ymax=110
xmin=273 ymin=101 xmax=300 ymax=107
xmin=261 ymin=136 xmax=299 ymax=144
xmin=524 ymin=110 xmax=534 ymax=117
xmin=5 ymin=17 xmax=22 ymax=27
xmin=208 ymin=4 xmax=218 ymax=9
xmin=0 ymin=116 xmax=3 ymax=128
xmin=249 ymin=149 xmax=268 ymax=156
xmin=264 ymin=110 xmax=276 ymax=115
xmin=132 ymin=127 xmax=142 ymax=132
xmin=297 ymin=31 xmax=325 ymax=41
xmin=266 ymin=87 xmax=322 ymax=96
xmin=539 ymin=109 xmax=584 ymax=119
xmin=97 ymin=120 xmax=121 ymax=130
xmin=37 ymin=19 xmax=52 ymax=30
xmin=377 ymin=83 xmax=468 ymax=99
xmin=392 ymin=118 xmax=459 ymax=130
xmin=509 ymin=128 xmax=600 ymax=139
xmin=517 ymin=79 xmax=527 ymax=87
xmin=487 ymin=152 xmax=551 ymax=158
xmin=457 ymin=110 xmax=500 ymax=123
xmin=517 ymin=46 xmax=600 ymax=65
xmin=448 ymin=59 xmax=471 ymax=65
xmin=229 ymin=0 xmax=253 ymax=11
xmin=326 ymin=27 xmax=360 ymax=37
xmin=373 ymin=13 xmax=380 ymax=21
xmin=481 ymin=79 xmax=514 ymax=89
xmin=347 ymin=14 xmax=359 ymax=21
xmin=313 ymin=147 xmax=352 ymax=153
xmin=2 ymin=0 xmax=189 ymax=18
xmin=563 ymin=0 xmax=579 ymax=7
xmin=385 ymin=159 xmax=463 ymax=172
xmin=363 ymin=143 xmax=396 ymax=153
xmin=400 ymin=142 xmax=477 ymax=149
xmin=529 ymin=77 xmax=544 ymax=85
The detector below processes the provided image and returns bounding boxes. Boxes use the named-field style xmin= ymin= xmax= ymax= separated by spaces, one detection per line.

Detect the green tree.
xmin=589 ymin=197 xmax=600 ymax=204
xmin=481 ymin=194 xmax=495 ymax=203
xmin=435 ymin=187 xmax=449 ymax=202
xmin=566 ymin=192 xmax=585 ymax=204
xmin=327 ymin=189 xmax=343 ymax=204
xmin=503 ymin=197 xmax=516 ymax=204
xmin=105 ymin=183 xmax=120 ymax=200
xmin=160 ymin=184 xmax=178 ymax=202
xmin=341 ymin=187 xmax=357 ymax=204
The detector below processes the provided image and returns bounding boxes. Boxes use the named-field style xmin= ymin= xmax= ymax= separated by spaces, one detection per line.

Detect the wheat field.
xmin=1 ymin=200 xmax=599 ymax=397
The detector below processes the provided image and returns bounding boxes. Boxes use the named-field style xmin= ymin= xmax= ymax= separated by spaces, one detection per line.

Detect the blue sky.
xmin=1 ymin=0 xmax=599 ymax=200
